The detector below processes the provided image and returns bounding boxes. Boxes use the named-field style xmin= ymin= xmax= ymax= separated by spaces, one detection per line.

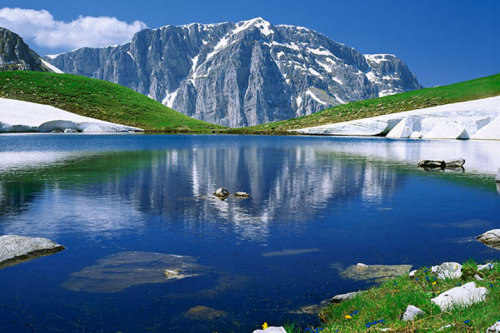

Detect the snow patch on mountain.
xmin=294 ymin=96 xmax=500 ymax=140
xmin=0 ymin=98 xmax=143 ymax=133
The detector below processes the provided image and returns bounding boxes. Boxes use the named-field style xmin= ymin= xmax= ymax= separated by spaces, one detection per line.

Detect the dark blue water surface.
xmin=0 ymin=134 xmax=498 ymax=333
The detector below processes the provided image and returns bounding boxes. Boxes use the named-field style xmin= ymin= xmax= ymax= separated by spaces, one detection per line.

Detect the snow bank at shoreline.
xmin=0 ymin=98 xmax=143 ymax=133
xmin=294 ymin=96 xmax=500 ymax=140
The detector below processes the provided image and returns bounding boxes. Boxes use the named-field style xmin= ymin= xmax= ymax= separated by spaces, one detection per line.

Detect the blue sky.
xmin=0 ymin=0 xmax=498 ymax=87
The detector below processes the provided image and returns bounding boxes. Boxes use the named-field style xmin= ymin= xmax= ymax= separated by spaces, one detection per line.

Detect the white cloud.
xmin=0 ymin=7 xmax=147 ymax=50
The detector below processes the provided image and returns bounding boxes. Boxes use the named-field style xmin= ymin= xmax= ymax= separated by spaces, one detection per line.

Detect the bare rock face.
xmin=496 ymin=169 xmax=500 ymax=183
xmin=47 ymin=18 xmax=421 ymax=127
xmin=0 ymin=235 xmax=64 ymax=268
xmin=0 ymin=27 xmax=51 ymax=72
xmin=477 ymin=229 xmax=500 ymax=250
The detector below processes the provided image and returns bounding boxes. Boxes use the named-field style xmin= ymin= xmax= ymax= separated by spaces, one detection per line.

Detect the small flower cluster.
xmin=365 ymin=319 xmax=384 ymax=328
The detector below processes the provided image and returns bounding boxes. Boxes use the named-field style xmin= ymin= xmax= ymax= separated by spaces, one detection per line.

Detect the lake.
xmin=0 ymin=134 xmax=498 ymax=332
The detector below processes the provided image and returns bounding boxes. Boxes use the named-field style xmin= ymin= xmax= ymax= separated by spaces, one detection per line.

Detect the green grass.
xmin=0 ymin=71 xmax=225 ymax=133
xmin=231 ymin=73 xmax=500 ymax=134
xmin=286 ymin=260 xmax=499 ymax=332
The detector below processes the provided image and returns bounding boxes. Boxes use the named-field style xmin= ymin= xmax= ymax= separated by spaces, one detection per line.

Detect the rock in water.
xmin=418 ymin=160 xmax=445 ymax=169
xmin=184 ymin=306 xmax=228 ymax=321
xmin=431 ymin=282 xmax=488 ymax=311
xmin=476 ymin=229 xmax=500 ymax=250
xmin=62 ymin=251 xmax=207 ymax=293
xmin=234 ymin=191 xmax=250 ymax=198
xmin=445 ymin=159 xmax=465 ymax=168
xmin=431 ymin=262 xmax=463 ymax=280
xmin=417 ymin=159 xmax=465 ymax=169
xmin=403 ymin=305 xmax=425 ymax=321
xmin=213 ymin=187 xmax=230 ymax=200
xmin=0 ymin=235 xmax=64 ymax=268
xmin=339 ymin=263 xmax=412 ymax=282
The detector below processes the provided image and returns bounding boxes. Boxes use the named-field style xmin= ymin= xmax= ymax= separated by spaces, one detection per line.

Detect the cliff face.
xmin=48 ymin=18 xmax=422 ymax=127
xmin=0 ymin=27 xmax=49 ymax=72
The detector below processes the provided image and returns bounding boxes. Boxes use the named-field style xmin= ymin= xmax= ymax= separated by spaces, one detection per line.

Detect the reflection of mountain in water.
xmin=0 ymin=144 xmax=405 ymax=242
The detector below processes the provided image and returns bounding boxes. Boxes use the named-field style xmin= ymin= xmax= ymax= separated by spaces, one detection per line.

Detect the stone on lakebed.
xmin=0 ymin=235 xmax=64 ymax=268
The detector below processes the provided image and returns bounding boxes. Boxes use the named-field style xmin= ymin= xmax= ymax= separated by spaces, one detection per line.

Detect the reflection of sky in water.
xmin=0 ymin=134 xmax=499 ymax=333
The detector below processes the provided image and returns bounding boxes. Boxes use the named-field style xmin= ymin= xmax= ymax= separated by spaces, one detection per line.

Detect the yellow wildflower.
xmin=262 ymin=322 xmax=268 ymax=329
xmin=344 ymin=315 xmax=352 ymax=319
xmin=432 ymin=281 xmax=437 ymax=285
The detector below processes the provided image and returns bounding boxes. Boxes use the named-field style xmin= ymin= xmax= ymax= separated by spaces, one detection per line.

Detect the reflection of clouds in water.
xmin=0 ymin=145 xmax=404 ymax=243
xmin=0 ymin=151 xmax=81 ymax=172
xmin=1 ymin=189 xmax=143 ymax=237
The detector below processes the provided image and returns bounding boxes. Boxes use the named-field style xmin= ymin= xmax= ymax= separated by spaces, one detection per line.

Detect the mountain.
xmin=0 ymin=27 xmax=61 ymax=73
xmin=47 ymin=18 xmax=422 ymax=127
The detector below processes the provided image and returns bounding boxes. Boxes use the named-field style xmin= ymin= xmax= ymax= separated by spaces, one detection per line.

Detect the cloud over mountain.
xmin=0 ymin=7 xmax=147 ymax=50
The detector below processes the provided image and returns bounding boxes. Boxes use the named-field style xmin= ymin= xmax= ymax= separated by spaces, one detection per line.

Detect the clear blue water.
xmin=0 ymin=134 xmax=498 ymax=333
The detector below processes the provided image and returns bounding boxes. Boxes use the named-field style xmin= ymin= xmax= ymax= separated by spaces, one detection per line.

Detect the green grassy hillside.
xmin=233 ymin=73 xmax=500 ymax=134
xmin=0 ymin=71 xmax=225 ymax=133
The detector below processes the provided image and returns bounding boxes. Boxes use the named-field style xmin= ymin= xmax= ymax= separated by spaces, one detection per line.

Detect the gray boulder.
xmin=417 ymin=159 xmax=465 ymax=169
xmin=402 ymin=305 xmax=425 ymax=321
xmin=330 ymin=291 xmax=361 ymax=303
xmin=431 ymin=262 xmax=462 ymax=280
xmin=477 ymin=229 xmax=500 ymax=250
xmin=431 ymin=282 xmax=488 ymax=311
xmin=0 ymin=235 xmax=64 ymax=268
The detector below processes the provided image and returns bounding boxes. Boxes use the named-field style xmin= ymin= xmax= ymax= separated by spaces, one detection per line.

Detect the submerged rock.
xmin=213 ymin=187 xmax=230 ymax=200
xmin=476 ymin=229 xmax=500 ymax=250
xmin=261 ymin=248 xmax=320 ymax=257
xmin=339 ymin=263 xmax=412 ymax=282
xmin=184 ymin=306 xmax=228 ymax=321
xmin=288 ymin=304 xmax=322 ymax=315
xmin=431 ymin=282 xmax=488 ymax=311
xmin=62 ymin=251 xmax=206 ymax=293
xmin=431 ymin=262 xmax=463 ymax=280
xmin=0 ymin=235 xmax=64 ymax=268
xmin=403 ymin=305 xmax=425 ymax=321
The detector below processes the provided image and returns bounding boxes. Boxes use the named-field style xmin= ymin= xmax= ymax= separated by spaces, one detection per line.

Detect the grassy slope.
xmin=285 ymin=261 xmax=499 ymax=332
xmin=0 ymin=71 xmax=225 ymax=133
xmin=233 ymin=73 xmax=500 ymax=134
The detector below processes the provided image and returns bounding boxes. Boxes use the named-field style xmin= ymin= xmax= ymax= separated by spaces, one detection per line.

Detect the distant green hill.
xmin=0 ymin=71 xmax=225 ymax=132
xmin=232 ymin=73 xmax=500 ymax=134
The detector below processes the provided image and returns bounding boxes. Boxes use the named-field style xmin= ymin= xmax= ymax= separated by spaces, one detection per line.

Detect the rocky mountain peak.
xmin=47 ymin=19 xmax=422 ymax=127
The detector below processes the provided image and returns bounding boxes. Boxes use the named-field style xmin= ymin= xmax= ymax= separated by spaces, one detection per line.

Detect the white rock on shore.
xmin=486 ymin=320 xmax=500 ymax=332
xmin=253 ymin=326 xmax=287 ymax=333
xmin=431 ymin=262 xmax=463 ymax=280
xmin=0 ymin=98 xmax=143 ymax=133
xmin=0 ymin=235 xmax=64 ymax=267
xmin=294 ymin=96 xmax=500 ymax=140
xmin=431 ymin=282 xmax=488 ymax=311
xmin=477 ymin=229 xmax=500 ymax=250
xmin=402 ymin=305 xmax=425 ymax=321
